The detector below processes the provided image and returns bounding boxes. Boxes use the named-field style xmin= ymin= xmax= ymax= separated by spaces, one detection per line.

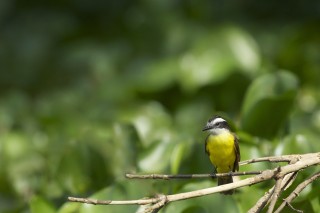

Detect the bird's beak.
xmin=202 ymin=125 xmax=212 ymax=131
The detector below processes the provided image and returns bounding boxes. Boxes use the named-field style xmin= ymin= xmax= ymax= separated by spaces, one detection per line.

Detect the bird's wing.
xmin=233 ymin=134 xmax=241 ymax=172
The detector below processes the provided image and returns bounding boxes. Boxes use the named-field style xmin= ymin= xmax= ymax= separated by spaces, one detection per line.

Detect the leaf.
xmin=241 ymin=71 xmax=299 ymax=138
xmin=122 ymin=102 xmax=172 ymax=147
xmin=110 ymin=123 xmax=139 ymax=177
xmin=170 ymin=142 xmax=189 ymax=174
xmin=30 ymin=196 xmax=56 ymax=213
xmin=275 ymin=131 xmax=317 ymax=155
xmin=178 ymin=26 xmax=260 ymax=92
xmin=138 ymin=135 xmax=175 ymax=173
xmin=56 ymin=143 xmax=90 ymax=194
xmin=224 ymin=26 xmax=261 ymax=75
xmin=237 ymin=185 xmax=266 ymax=212
xmin=128 ymin=58 xmax=178 ymax=92
xmin=57 ymin=201 xmax=81 ymax=213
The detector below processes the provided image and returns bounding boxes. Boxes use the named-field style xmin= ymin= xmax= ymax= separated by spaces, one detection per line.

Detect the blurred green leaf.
xmin=181 ymin=206 xmax=207 ymax=213
xmin=30 ymin=196 xmax=56 ymax=213
xmin=138 ymin=135 xmax=175 ymax=173
xmin=128 ymin=58 xmax=178 ymax=92
xmin=110 ymin=123 xmax=139 ymax=176
xmin=241 ymin=71 xmax=299 ymax=138
xmin=58 ymin=202 xmax=81 ymax=213
xmin=275 ymin=130 xmax=319 ymax=155
xmin=122 ymin=102 xmax=172 ymax=147
xmin=224 ymin=27 xmax=261 ymax=75
xmin=311 ymin=197 xmax=320 ymax=213
xmin=236 ymin=184 xmax=266 ymax=212
xmin=178 ymin=26 xmax=260 ymax=92
xmin=170 ymin=142 xmax=190 ymax=174
xmin=56 ymin=143 xmax=91 ymax=194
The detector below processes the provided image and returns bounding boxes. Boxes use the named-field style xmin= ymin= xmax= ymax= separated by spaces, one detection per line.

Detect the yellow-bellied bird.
xmin=203 ymin=115 xmax=240 ymax=195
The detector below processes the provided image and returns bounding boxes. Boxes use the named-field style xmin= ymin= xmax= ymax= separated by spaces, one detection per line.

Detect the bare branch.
xmin=239 ymin=153 xmax=305 ymax=166
xmin=67 ymin=152 xmax=320 ymax=213
xmin=281 ymin=171 xmax=298 ymax=191
xmin=163 ymin=153 xmax=319 ymax=203
xmin=125 ymin=171 xmax=262 ymax=180
xmin=267 ymin=177 xmax=283 ymax=213
xmin=67 ymin=196 xmax=160 ymax=205
xmin=248 ymin=171 xmax=298 ymax=213
xmin=274 ymin=171 xmax=320 ymax=213
xmin=248 ymin=186 xmax=275 ymax=213
xmin=145 ymin=194 xmax=167 ymax=213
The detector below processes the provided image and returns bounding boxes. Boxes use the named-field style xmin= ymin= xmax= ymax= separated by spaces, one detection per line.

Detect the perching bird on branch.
xmin=203 ymin=115 xmax=241 ymax=195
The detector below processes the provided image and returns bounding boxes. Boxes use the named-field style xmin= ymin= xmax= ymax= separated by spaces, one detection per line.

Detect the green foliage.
xmin=30 ymin=196 xmax=56 ymax=213
xmin=241 ymin=71 xmax=299 ymax=138
xmin=1 ymin=1 xmax=320 ymax=213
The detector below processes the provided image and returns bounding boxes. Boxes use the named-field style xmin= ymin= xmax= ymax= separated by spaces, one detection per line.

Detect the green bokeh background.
xmin=1 ymin=1 xmax=320 ymax=212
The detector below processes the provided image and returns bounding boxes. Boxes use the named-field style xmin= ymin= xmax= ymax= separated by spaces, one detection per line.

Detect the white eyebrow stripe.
xmin=211 ymin=117 xmax=226 ymax=125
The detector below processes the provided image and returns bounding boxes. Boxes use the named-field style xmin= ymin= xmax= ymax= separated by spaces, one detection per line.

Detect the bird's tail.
xmin=218 ymin=176 xmax=234 ymax=195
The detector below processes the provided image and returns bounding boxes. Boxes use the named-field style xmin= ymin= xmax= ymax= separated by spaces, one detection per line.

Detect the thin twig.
xmin=274 ymin=171 xmax=320 ymax=213
xmin=248 ymin=186 xmax=275 ymax=213
xmin=239 ymin=155 xmax=297 ymax=166
xmin=145 ymin=194 xmax=167 ymax=213
xmin=125 ymin=171 xmax=262 ymax=180
xmin=267 ymin=177 xmax=283 ymax=213
xmin=281 ymin=172 xmax=298 ymax=191
xmin=67 ymin=196 xmax=160 ymax=205
xmin=240 ymin=152 xmax=320 ymax=166
xmin=285 ymin=202 xmax=304 ymax=213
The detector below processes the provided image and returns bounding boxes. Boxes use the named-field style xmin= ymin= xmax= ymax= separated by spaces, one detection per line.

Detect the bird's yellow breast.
xmin=206 ymin=132 xmax=236 ymax=173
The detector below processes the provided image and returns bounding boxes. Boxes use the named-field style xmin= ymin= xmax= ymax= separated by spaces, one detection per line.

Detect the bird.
xmin=202 ymin=115 xmax=240 ymax=195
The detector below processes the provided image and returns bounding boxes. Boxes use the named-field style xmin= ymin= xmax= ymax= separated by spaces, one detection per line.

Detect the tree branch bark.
xmin=125 ymin=171 xmax=262 ymax=180
xmin=274 ymin=171 xmax=320 ymax=213
xmin=67 ymin=152 xmax=320 ymax=213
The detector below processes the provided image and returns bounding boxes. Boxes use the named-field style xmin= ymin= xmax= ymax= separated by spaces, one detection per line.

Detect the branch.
xmin=239 ymin=153 xmax=304 ymax=166
xmin=267 ymin=176 xmax=283 ymax=213
xmin=125 ymin=171 xmax=262 ymax=180
xmin=67 ymin=152 xmax=320 ymax=213
xmin=248 ymin=171 xmax=298 ymax=213
xmin=126 ymin=153 xmax=310 ymax=180
xmin=274 ymin=171 xmax=320 ymax=213
xmin=68 ymin=196 xmax=161 ymax=205
xmin=248 ymin=185 xmax=275 ymax=213
xmin=281 ymin=171 xmax=298 ymax=191
xmin=285 ymin=202 xmax=304 ymax=213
